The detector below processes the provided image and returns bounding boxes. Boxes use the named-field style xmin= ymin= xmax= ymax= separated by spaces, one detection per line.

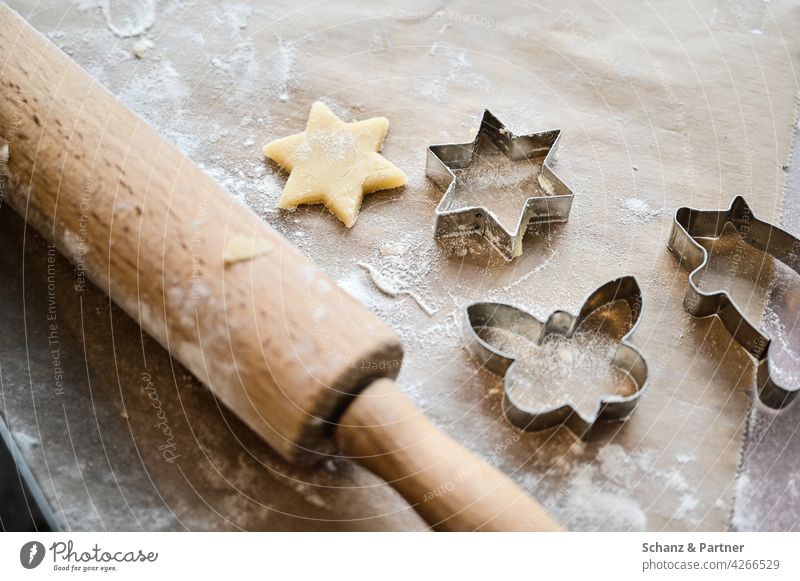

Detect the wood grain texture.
xmin=336 ymin=379 xmax=562 ymax=531
xmin=0 ymin=4 xmax=403 ymax=464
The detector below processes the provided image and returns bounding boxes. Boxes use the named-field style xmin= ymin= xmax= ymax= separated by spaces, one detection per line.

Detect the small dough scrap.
xmin=263 ymin=101 xmax=407 ymax=228
xmin=223 ymin=235 xmax=274 ymax=265
xmin=537 ymin=172 xmax=556 ymax=195
xmin=132 ymin=38 xmax=153 ymax=59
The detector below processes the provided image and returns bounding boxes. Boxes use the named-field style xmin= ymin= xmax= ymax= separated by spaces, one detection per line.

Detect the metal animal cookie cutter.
xmin=464 ymin=276 xmax=648 ymax=437
xmin=426 ymin=110 xmax=574 ymax=260
xmin=667 ymin=195 xmax=800 ymax=409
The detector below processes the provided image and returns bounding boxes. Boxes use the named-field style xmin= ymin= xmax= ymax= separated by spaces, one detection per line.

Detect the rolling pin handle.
xmin=334 ymin=378 xmax=561 ymax=532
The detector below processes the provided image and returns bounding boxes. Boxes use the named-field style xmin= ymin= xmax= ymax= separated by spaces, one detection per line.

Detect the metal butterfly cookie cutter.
xmin=464 ymin=276 xmax=648 ymax=437
xmin=426 ymin=110 xmax=574 ymax=260
xmin=667 ymin=196 xmax=800 ymax=409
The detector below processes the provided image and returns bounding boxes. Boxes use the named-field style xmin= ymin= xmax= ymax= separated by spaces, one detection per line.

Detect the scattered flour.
xmin=416 ymin=48 xmax=490 ymax=103
xmin=358 ymin=262 xmax=437 ymax=316
xmin=118 ymin=60 xmax=189 ymax=124
xmin=676 ymin=494 xmax=700 ymax=520
xmin=449 ymin=134 xmax=546 ymax=232
xmin=99 ymin=0 xmax=158 ymax=38
xmin=559 ymin=470 xmax=648 ymax=531
xmin=294 ymin=129 xmax=358 ymax=162
xmin=619 ymin=196 xmax=662 ymax=223
xmin=475 ymin=322 xmax=635 ymax=419
xmin=380 ymin=242 xmax=407 ymax=257
xmin=337 ymin=269 xmax=374 ymax=306
xmin=273 ymin=39 xmax=297 ymax=102
xmin=526 ymin=441 xmax=706 ymax=531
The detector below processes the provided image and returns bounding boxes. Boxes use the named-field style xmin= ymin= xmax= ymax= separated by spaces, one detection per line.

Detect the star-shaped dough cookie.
xmin=264 ymin=102 xmax=407 ymax=227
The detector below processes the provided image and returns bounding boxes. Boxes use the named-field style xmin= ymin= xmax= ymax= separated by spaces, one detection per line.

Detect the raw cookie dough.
xmin=223 ymin=235 xmax=273 ymax=265
xmin=263 ymin=101 xmax=406 ymax=227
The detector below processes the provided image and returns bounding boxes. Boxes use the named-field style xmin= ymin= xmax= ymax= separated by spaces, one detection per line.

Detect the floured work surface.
xmin=1 ymin=0 xmax=799 ymax=531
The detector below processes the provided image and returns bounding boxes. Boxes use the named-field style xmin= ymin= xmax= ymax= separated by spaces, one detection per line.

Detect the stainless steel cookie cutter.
xmin=464 ymin=276 xmax=648 ymax=437
xmin=426 ymin=110 xmax=574 ymax=260
xmin=667 ymin=196 xmax=800 ymax=409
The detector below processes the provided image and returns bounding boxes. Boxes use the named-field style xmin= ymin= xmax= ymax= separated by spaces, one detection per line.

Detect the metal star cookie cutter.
xmin=464 ymin=276 xmax=648 ymax=437
xmin=426 ymin=110 xmax=574 ymax=261
xmin=667 ymin=196 xmax=800 ymax=409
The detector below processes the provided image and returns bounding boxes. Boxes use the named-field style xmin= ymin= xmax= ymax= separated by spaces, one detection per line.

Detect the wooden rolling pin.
xmin=0 ymin=4 xmax=559 ymax=531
